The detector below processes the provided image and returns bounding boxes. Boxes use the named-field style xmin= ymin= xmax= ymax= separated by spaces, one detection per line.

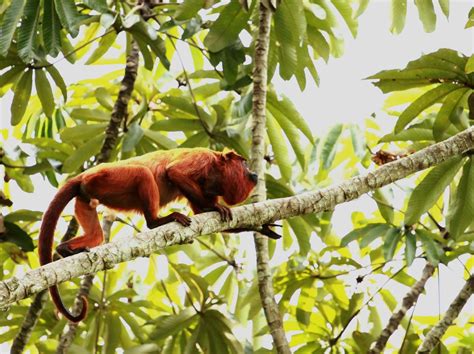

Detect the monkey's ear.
xmin=222 ymin=150 xmax=242 ymax=161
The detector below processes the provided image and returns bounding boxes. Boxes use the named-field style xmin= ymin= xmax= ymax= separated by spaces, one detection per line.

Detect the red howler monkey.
xmin=39 ymin=148 xmax=270 ymax=322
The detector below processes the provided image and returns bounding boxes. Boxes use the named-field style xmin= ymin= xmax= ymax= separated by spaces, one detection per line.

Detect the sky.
xmin=0 ymin=0 xmax=473 ymax=349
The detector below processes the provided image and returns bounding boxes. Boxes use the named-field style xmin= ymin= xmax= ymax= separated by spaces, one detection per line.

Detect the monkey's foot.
xmin=170 ymin=212 xmax=192 ymax=226
xmin=148 ymin=212 xmax=192 ymax=228
xmin=56 ymin=243 xmax=90 ymax=258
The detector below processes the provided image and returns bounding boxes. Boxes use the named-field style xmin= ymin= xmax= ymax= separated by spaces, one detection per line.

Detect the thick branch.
xmin=250 ymin=2 xmax=290 ymax=353
xmin=416 ymin=273 xmax=474 ymax=353
xmin=0 ymin=127 xmax=472 ymax=307
xmin=369 ymin=262 xmax=436 ymax=354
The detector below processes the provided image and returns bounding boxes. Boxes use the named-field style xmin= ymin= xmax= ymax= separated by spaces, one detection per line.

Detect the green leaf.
xmin=395 ymin=83 xmax=461 ymax=133
xmin=143 ymin=129 xmax=178 ymax=149
xmin=373 ymin=189 xmax=394 ymax=224
xmin=95 ymin=87 xmax=114 ymax=110
xmin=45 ymin=65 xmax=67 ymax=101
xmin=266 ymin=112 xmax=292 ymax=181
xmin=320 ymin=124 xmax=343 ymax=170
xmin=287 ymin=217 xmax=311 ymax=256
xmin=447 ymin=158 xmax=474 ymax=239
xmin=43 ymin=0 xmax=62 ymax=57
xmin=466 ymin=55 xmax=474 ymax=74
xmin=174 ymin=0 xmax=205 ymax=21
xmin=17 ymin=0 xmax=41 ymax=61
xmin=0 ymin=65 xmax=24 ymax=92
xmin=62 ymin=134 xmax=104 ymax=172
xmin=360 ymin=224 xmax=392 ymax=248
xmin=54 ymin=0 xmax=81 ymax=37
xmin=332 ymin=0 xmax=357 ymax=37
xmin=274 ymin=0 xmax=306 ymax=46
xmin=379 ymin=126 xmax=433 ymax=142
xmin=438 ymin=0 xmax=449 ymax=17
xmin=60 ymin=123 xmax=108 ymax=142
xmin=277 ymin=41 xmax=297 ymax=80
xmin=307 ymin=29 xmax=330 ymax=62
xmin=134 ymin=36 xmax=154 ymax=71
xmin=405 ymin=231 xmax=416 ymax=266
xmin=70 ymin=108 xmax=110 ymax=122
xmin=267 ymin=106 xmax=305 ymax=169
xmin=0 ymin=0 xmax=26 ymax=56
xmin=150 ymin=309 xmax=197 ymax=340
xmin=11 ymin=69 xmax=32 ymax=125
xmin=4 ymin=209 xmax=42 ymax=223
xmin=390 ymin=0 xmax=407 ymax=34
xmin=203 ymin=0 xmax=250 ymax=52
xmin=350 ymin=124 xmax=366 ymax=159
xmin=340 ymin=223 xmax=389 ymax=247
xmin=433 ymin=88 xmax=470 ymax=141
xmin=416 ymin=229 xmax=441 ymax=265
xmin=35 ymin=69 xmax=55 ymax=117
xmin=383 ymin=227 xmax=401 ymax=261
xmin=415 ymin=0 xmax=436 ymax=32
xmin=151 ymin=118 xmax=202 ymax=132
xmin=122 ymin=122 xmax=144 ymax=153
xmin=2 ymin=221 xmax=35 ymax=252
xmin=267 ymin=91 xmax=313 ymax=142
xmin=85 ymin=30 xmax=117 ymax=64
xmin=405 ymin=157 xmax=464 ymax=225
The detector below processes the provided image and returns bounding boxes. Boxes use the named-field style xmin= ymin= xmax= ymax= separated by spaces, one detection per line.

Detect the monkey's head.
xmin=218 ymin=151 xmax=258 ymax=205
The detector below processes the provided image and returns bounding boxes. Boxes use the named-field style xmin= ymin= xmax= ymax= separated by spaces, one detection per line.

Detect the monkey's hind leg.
xmin=56 ymin=198 xmax=103 ymax=258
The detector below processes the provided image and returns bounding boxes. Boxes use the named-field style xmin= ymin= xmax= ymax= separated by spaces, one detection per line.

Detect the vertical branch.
xmin=250 ymin=2 xmax=290 ymax=353
xmin=97 ymin=41 xmax=140 ymax=163
xmin=57 ymin=41 xmax=140 ymax=351
xmin=369 ymin=262 xmax=436 ymax=354
xmin=416 ymin=274 xmax=474 ymax=353
xmin=11 ymin=218 xmax=79 ymax=354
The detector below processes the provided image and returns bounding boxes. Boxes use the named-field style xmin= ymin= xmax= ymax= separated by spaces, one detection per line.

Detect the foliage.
xmin=1 ymin=1 xmax=473 ymax=353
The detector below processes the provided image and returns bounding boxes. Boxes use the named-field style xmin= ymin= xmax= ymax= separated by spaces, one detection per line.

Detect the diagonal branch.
xmin=416 ymin=273 xmax=474 ymax=353
xmin=368 ymin=262 xmax=436 ymax=354
xmin=0 ymin=127 xmax=472 ymax=308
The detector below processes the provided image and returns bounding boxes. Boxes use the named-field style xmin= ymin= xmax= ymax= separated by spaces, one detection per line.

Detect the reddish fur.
xmin=38 ymin=148 xmax=257 ymax=322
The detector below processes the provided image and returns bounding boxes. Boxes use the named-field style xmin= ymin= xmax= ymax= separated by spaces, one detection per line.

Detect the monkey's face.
xmin=220 ymin=152 xmax=258 ymax=205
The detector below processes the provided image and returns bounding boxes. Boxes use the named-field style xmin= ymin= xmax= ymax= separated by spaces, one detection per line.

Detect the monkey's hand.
xmin=214 ymin=203 xmax=232 ymax=222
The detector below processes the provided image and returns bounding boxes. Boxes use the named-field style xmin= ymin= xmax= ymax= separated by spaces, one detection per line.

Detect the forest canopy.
xmin=0 ymin=1 xmax=473 ymax=353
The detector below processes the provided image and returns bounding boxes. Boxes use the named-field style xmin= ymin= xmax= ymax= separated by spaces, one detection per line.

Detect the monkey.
xmin=38 ymin=148 xmax=269 ymax=322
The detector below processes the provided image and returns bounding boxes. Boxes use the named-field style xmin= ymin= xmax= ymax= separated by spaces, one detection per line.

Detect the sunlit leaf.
xmin=204 ymin=0 xmax=250 ymax=52
xmin=266 ymin=112 xmax=292 ymax=181
xmin=35 ymin=69 xmax=55 ymax=117
xmin=446 ymin=158 xmax=474 ymax=239
xmin=390 ymin=0 xmax=407 ymax=34
xmin=320 ymin=124 xmax=343 ymax=170
xmin=0 ymin=0 xmax=26 ymax=56
xmin=405 ymin=231 xmax=417 ymax=266
xmin=415 ymin=0 xmax=436 ymax=33
xmin=43 ymin=0 xmax=62 ymax=57
xmin=95 ymin=87 xmax=114 ymax=110
xmin=11 ymin=69 xmax=33 ymax=125
xmin=395 ymin=83 xmax=461 ymax=133
xmin=405 ymin=157 xmax=464 ymax=225
xmin=62 ymin=134 xmax=104 ymax=172
xmin=85 ymin=30 xmax=117 ymax=65
xmin=54 ymin=0 xmax=82 ymax=37
xmin=174 ymin=0 xmax=205 ymax=21
xmin=433 ymin=88 xmax=470 ymax=141
xmin=416 ymin=229 xmax=442 ymax=265
xmin=45 ymin=65 xmax=68 ymax=101
xmin=383 ymin=227 xmax=401 ymax=261
xmin=17 ymin=0 xmax=41 ymax=61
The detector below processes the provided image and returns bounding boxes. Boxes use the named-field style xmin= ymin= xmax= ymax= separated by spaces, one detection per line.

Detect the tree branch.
xmin=368 ymin=262 xmax=436 ymax=354
xmin=250 ymin=1 xmax=290 ymax=353
xmin=0 ymin=127 xmax=472 ymax=308
xmin=416 ymin=273 xmax=474 ymax=353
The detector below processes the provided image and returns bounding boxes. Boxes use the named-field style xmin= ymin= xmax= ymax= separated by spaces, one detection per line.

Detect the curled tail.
xmin=38 ymin=176 xmax=88 ymax=322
